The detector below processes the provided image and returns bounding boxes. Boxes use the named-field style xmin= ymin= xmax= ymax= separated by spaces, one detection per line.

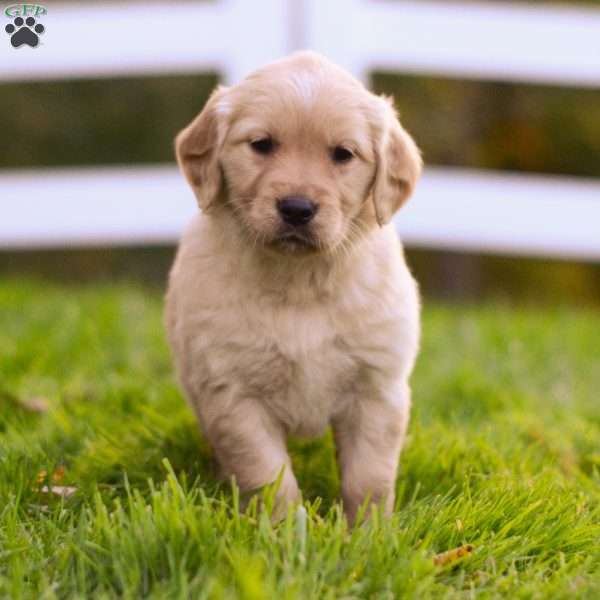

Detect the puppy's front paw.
xmin=237 ymin=467 xmax=302 ymax=522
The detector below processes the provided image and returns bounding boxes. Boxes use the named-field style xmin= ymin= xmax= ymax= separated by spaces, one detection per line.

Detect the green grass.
xmin=0 ymin=279 xmax=598 ymax=599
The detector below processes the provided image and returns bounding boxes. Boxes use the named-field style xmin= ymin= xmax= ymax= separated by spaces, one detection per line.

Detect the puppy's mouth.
xmin=270 ymin=229 xmax=320 ymax=253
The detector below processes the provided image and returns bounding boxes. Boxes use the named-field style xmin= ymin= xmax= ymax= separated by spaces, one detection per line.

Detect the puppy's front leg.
xmin=332 ymin=383 xmax=411 ymax=524
xmin=202 ymin=397 xmax=300 ymax=516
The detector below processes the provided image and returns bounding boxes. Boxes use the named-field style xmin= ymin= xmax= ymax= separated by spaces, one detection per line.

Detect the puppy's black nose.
xmin=277 ymin=196 xmax=318 ymax=226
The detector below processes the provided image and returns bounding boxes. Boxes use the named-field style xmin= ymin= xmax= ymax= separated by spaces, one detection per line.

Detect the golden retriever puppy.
xmin=166 ymin=51 xmax=422 ymax=523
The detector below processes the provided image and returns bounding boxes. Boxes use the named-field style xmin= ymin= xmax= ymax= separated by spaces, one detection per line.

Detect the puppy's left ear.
xmin=372 ymin=98 xmax=422 ymax=226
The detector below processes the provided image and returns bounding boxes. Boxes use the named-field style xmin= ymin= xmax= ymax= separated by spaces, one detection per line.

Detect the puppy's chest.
xmin=219 ymin=302 xmax=362 ymax=435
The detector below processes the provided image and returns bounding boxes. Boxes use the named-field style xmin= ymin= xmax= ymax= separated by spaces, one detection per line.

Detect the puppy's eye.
xmin=331 ymin=146 xmax=354 ymax=164
xmin=250 ymin=137 xmax=275 ymax=155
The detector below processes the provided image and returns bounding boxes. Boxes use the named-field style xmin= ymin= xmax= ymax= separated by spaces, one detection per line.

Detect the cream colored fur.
xmin=166 ymin=51 xmax=422 ymax=523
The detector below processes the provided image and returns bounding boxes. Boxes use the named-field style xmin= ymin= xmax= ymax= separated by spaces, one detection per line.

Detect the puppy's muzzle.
xmin=277 ymin=196 xmax=319 ymax=227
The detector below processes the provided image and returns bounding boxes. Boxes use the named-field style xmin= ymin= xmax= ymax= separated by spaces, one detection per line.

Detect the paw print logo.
xmin=5 ymin=16 xmax=45 ymax=48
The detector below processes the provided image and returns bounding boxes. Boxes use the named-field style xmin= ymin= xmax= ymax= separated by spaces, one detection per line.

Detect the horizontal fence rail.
xmin=1 ymin=1 xmax=599 ymax=86
xmin=2 ymin=166 xmax=599 ymax=261
xmin=309 ymin=0 xmax=600 ymax=88
xmin=0 ymin=1 xmax=599 ymax=260
xmin=0 ymin=0 xmax=289 ymax=84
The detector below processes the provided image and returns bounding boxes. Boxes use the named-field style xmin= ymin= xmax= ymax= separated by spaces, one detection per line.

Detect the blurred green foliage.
xmin=2 ymin=247 xmax=599 ymax=306
xmin=372 ymin=74 xmax=600 ymax=177
xmin=0 ymin=75 xmax=217 ymax=168
xmin=1 ymin=72 xmax=598 ymax=176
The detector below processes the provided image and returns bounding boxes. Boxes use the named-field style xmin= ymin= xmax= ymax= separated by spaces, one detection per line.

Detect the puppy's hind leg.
xmin=332 ymin=382 xmax=411 ymax=525
xmin=202 ymin=397 xmax=300 ymax=519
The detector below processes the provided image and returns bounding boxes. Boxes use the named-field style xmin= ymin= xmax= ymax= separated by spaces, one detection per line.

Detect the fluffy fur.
xmin=166 ymin=51 xmax=422 ymax=522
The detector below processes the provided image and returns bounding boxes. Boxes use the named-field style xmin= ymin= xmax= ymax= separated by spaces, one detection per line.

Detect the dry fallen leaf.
xmin=433 ymin=544 xmax=474 ymax=567
xmin=19 ymin=396 xmax=49 ymax=413
xmin=51 ymin=465 xmax=65 ymax=483
xmin=39 ymin=485 xmax=77 ymax=499
xmin=36 ymin=465 xmax=65 ymax=485
xmin=34 ymin=466 xmax=76 ymax=498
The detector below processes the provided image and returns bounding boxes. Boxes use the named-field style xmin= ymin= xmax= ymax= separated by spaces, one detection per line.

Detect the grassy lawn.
xmin=0 ymin=279 xmax=598 ymax=598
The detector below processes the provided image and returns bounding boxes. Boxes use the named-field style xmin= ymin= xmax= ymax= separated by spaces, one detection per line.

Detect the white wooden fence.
xmin=1 ymin=0 xmax=599 ymax=259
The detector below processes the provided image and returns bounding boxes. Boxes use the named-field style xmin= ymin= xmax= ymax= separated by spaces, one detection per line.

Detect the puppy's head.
xmin=176 ymin=52 xmax=422 ymax=255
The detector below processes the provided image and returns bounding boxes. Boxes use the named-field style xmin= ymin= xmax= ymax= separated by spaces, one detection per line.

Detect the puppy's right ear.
xmin=175 ymin=85 xmax=230 ymax=211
